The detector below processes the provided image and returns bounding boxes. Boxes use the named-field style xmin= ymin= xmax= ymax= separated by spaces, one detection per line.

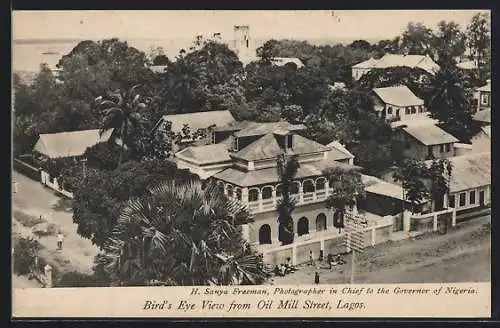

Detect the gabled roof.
xmin=401 ymin=125 xmax=459 ymax=146
xmin=353 ymin=54 xmax=439 ymax=75
xmin=426 ymin=152 xmax=491 ymax=193
xmin=372 ymin=85 xmax=424 ymax=107
xmin=326 ymin=140 xmax=355 ymax=160
xmin=175 ymin=143 xmax=231 ymax=165
xmin=456 ymin=60 xmax=478 ymax=70
xmin=352 ymin=57 xmax=377 ymax=69
xmin=158 ymin=110 xmax=236 ymax=134
xmin=362 ymin=174 xmax=407 ymax=201
xmin=232 ymin=133 xmax=330 ymax=161
xmin=234 ymin=121 xmax=306 ymax=138
xmin=473 ymin=109 xmax=491 ymax=123
xmin=33 ymin=129 xmax=113 ymax=159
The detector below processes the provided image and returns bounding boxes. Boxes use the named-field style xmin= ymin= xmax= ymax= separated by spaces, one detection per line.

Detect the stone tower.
xmin=233 ymin=25 xmax=252 ymax=59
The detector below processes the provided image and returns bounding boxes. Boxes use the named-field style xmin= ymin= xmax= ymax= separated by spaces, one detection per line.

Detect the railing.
xmin=245 ymin=189 xmax=332 ymax=214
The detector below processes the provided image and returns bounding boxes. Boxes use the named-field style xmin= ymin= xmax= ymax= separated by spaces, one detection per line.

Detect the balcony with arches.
xmin=216 ymin=176 xmax=333 ymax=214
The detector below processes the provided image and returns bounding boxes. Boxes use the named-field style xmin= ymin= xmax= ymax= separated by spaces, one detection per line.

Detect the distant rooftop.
xmin=33 ymin=129 xmax=113 ymax=159
xmin=373 ymin=85 xmax=424 ymax=107
xmin=426 ymin=152 xmax=491 ymax=193
xmin=401 ymin=124 xmax=459 ymax=146
xmin=353 ymin=54 xmax=439 ymax=75
xmin=477 ymin=80 xmax=491 ymax=92
xmin=157 ymin=110 xmax=236 ymax=134
xmin=473 ymin=109 xmax=491 ymax=124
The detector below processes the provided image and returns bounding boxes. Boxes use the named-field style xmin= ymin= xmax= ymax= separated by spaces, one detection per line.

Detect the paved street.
xmin=12 ymin=171 xmax=99 ymax=281
xmin=270 ymin=215 xmax=491 ymax=285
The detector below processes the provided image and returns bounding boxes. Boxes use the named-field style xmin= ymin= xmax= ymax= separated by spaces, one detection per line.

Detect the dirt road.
xmin=271 ymin=215 xmax=491 ymax=284
xmin=12 ymin=171 xmax=99 ymax=284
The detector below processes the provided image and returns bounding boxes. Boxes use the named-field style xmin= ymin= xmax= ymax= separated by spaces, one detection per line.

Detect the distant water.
xmin=12 ymin=36 xmax=376 ymax=73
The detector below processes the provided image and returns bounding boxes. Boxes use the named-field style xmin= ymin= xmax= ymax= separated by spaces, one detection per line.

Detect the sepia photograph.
xmin=11 ymin=9 xmax=491 ymax=318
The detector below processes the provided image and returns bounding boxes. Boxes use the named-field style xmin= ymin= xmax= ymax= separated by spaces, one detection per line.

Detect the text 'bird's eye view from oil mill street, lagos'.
xmin=12 ymin=10 xmax=491 ymax=289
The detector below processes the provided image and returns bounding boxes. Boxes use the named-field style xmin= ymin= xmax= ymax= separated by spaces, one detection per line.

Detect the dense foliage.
xmin=96 ymin=179 xmax=268 ymax=286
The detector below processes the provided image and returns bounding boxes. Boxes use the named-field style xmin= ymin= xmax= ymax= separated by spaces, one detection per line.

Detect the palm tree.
xmin=427 ymin=66 xmax=474 ymax=142
xmin=324 ymin=167 xmax=366 ymax=224
xmin=165 ymin=54 xmax=205 ymax=113
xmin=96 ymin=84 xmax=148 ymax=166
xmin=97 ymin=179 xmax=268 ymax=286
xmin=276 ymin=154 xmax=299 ymax=246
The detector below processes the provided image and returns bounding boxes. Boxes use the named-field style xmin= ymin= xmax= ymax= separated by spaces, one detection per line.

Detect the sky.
xmin=12 ymin=10 xmax=490 ymax=42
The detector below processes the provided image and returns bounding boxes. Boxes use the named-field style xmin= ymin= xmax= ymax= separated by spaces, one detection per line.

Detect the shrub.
xmin=13 ymin=236 xmax=42 ymax=275
xmin=55 ymin=271 xmax=110 ymax=287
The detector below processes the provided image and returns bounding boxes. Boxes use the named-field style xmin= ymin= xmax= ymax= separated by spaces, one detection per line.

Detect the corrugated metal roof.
xmin=402 ymin=125 xmax=459 ymax=146
xmin=33 ymin=129 xmax=113 ymax=159
xmin=213 ymin=160 xmax=355 ymax=187
xmin=373 ymin=85 xmax=424 ymax=107
xmin=353 ymin=54 xmax=439 ymax=74
xmin=176 ymin=143 xmax=231 ymax=164
xmin=361 ymin=174 xmax=407 ymax=201
xmin=430 ymin=152 xmax=491 ymax=193
xmin=232 ymin=133 xmax=331 ymax=162
xmin=161 ymin=110 xmax=236 ymax=134
xmin=234 ymin=121 xmax=306 ymax=138
xmin=326 ymin=140 xmax=355 ymax=160
xmin=473 ymin=109 xmax=491 ymax=123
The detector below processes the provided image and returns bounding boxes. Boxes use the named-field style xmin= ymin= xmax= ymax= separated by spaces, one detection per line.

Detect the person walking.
xmin=56 ymin=231 xmax=64 ymax=250
xmin=314 ymin=271 xmax=320 ymax=284
xmin=309 ymin=250 xmax=315 ymax=266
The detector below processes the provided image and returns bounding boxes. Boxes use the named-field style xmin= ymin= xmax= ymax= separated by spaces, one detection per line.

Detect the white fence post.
xmin=451 ymin=209 xmax=457 ymax=227
xmin=433 ymin=213 xmax=438 ymax=231
xmin=292 ymin=244 xmax=297 ymax=266
xmin=371 ymin=226 xmax=376 ymax=246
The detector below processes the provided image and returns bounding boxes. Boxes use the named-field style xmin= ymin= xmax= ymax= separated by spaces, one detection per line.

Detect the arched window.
xmin=276 ymin=185 xmax=283 ymax=198
xmin=235 ymin=188 xmax=242 ymax=201
xmin=248 ymin=189 xmax=259 ymax=202
xmin=261 ymin=186 xmax=273 ymax=200
xmin=316 ymin=178 xmax=326 ymax=190
xmin=226 ymin=185 xmax=233 ymax=198
xmin=333 ymin=211 xmax=343 ymax=228
xmin=291 ymin=181 xmax=300 ymax=195
xmin=316 ymin=213 xmax=327 ymax=231
xmin=297 ymin=217 xmax=309 ymax=236
xmin=259 ymin=224 xmax=272 ymax=244
xmin=303 ymin=180 xmax=315 ymax=193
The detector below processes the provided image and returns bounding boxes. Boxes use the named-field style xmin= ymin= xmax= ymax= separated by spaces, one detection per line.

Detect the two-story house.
xmin=474 ymin=79 xmax=491 ymax=113
xmin=395 ymin=124 xmax=459 ymax=160
xmin=174 ymin=120 xmax=358 ymax=246
xmin=372 ymin=85 xmax=426 ymax=122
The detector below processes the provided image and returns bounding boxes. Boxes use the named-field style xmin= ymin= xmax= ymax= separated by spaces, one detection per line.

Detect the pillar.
xmin=371 ymin=226 xmax=376 ymax=246
xmin=403 ymin=210 xmax=411 ymax=232
xmin=240 ymin=224 xmax=250 ymax=241
xmin=257 ymin=189 xmax=263 ymax=212
xmin=292 ymin=244 xmax=297 ymax=266
xmin=298 ymin=183 xmax=304 ymax=204
xmin=432 ymin=214 xmax=438 ymax=232
xmin=451 ymin=209 xmax=457 ymax=227
xmin=44 ymin=264 xmax=53 ymax=288
xmin=242 ymin=188 xmax=249 ymax=204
